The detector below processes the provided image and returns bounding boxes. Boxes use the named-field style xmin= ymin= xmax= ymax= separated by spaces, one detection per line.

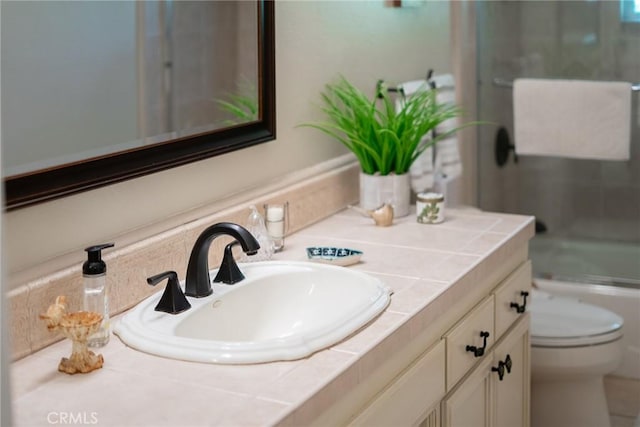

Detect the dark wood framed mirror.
xmin=2 ymin=0 xmax=275 ymax=210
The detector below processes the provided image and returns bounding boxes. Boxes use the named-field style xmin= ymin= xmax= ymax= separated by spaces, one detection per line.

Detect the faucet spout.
xmin=185 ymin=222 xmax=260 ymax=297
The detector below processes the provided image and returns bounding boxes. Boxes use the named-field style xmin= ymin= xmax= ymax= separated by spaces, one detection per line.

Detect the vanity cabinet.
xmin=442 ymin=316 xmax=529 ymax=427
xmin=349 ymin=261 xmax=532 ymax=427
xmin=442 ymin=261 xmax=532 ymax=427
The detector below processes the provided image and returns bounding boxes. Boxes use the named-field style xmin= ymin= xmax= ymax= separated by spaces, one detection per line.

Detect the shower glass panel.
xmin=476 ymin=1 xmax=640 ymax=288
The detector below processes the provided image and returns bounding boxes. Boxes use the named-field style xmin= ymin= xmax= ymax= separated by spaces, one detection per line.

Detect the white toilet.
xmin=529 ymin=290 xmax=624 ymax=427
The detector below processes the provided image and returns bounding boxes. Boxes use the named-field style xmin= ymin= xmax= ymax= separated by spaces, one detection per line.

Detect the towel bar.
xmin=492 ymin=77 xmax=640 ymax=92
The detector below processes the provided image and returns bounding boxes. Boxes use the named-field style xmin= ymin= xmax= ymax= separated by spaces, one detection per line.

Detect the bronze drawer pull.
xmin=510 ymin=291 xmax=529 ymax=313
xmin=466 ymin=331 xmax=490 ymax=357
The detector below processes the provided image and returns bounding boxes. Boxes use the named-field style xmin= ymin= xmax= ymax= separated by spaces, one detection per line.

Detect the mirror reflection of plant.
xmin=300 ymin=76 xmax=467 ymax=176
xmin=217 ymin=79 xmax=258 ymax=125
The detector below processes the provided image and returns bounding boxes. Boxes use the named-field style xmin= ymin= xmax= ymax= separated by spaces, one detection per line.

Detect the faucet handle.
xmin=147 ymin=271 xmax=191 ymax=315
xmin=213 ymin=241 xmax=246 ymax=285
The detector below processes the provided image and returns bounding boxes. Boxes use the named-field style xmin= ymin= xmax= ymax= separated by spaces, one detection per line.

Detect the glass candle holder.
xmin=264 ymin=202 xmax=289 ymax=252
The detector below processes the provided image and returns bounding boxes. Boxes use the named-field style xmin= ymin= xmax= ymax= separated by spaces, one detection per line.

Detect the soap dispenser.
xmin=83 ymin=243 xmax=115 ymax=347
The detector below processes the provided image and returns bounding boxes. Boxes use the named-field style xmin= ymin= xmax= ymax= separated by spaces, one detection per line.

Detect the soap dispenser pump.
xmin=83 ymin=243 xmax=114 ymax=347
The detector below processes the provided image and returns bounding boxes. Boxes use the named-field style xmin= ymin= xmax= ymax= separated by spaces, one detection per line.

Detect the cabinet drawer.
xmin=494 ymin=261 xmax=532 ymax=339
xmin=444 ymin=296 xmax=495 ymax=390
xmin=350 ymin=340 xmax=445 ymax=427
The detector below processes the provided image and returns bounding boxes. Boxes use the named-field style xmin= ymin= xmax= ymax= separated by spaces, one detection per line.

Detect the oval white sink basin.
xmin=114 ymin=261 xmax=391 ymax=364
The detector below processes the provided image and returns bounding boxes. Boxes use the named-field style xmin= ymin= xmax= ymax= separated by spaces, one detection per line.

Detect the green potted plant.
xmin=301 ymin=75 xmax=464 ymax=217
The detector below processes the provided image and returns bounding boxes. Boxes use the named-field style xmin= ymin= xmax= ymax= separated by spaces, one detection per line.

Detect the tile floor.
xmin=605 ymin=376 xmax=640 ymax=427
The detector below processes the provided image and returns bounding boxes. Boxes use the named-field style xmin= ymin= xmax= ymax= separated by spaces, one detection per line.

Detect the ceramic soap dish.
xmin=306 ymin=247 xmax=363 ymax=267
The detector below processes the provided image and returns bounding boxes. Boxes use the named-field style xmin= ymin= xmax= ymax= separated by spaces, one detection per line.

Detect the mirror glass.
xmin=2 ymin=0 xmax=274 ymax=209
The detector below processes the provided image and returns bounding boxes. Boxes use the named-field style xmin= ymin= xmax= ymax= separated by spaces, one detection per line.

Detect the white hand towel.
xmin=398 ymin=79 xmax=430 ymax=97
xmin=433 ymin=77 xmax=462 ymax=180
xmin=513 ymin=79 xmax=632 ymax=161
xmin=397 ymin=80 xmax=435 ymax=192
xmin=409 ymin=133 xmax=435 ymax=192
xmin=398 ymin=74 xmax=463 ymax=193
xmin=429 ymin=74 xmax=455 ymax=91
xmin=437 ymin=137 xmax=463 ymax=179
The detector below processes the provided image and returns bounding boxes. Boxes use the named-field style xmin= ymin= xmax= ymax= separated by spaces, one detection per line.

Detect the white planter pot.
xmin=359 ymin=172 xmax=411 ymax=217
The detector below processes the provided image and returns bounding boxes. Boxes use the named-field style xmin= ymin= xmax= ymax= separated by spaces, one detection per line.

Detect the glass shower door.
xmin=475 ymin=0 xmax=640 ymax=287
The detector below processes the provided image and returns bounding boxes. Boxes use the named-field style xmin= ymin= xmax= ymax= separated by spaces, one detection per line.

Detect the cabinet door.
xmin=441 ymin=356 xmax=493 ymax=427
xmin=443 ymin=315 xmax=530 ymax=427
xmin=350 ymin=340 xmax=445 ymax=427
xmin=492 ymin=315 xmax=530 ymax=427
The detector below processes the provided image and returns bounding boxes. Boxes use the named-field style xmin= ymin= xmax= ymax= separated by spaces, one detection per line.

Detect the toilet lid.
xmin=530 ymin=291 xmax=623 ymax=347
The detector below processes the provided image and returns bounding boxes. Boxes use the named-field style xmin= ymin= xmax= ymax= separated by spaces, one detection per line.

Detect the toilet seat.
xmin=530 ymin=290 xmax=623 ymax=347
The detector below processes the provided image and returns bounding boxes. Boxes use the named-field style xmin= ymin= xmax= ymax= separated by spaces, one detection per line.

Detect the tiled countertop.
xmin=11 ymin=207 xmax=534 ymax=427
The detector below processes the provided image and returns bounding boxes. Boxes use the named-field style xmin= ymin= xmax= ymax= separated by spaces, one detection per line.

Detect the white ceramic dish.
xmin=306 ymin=247 xmax=363 ymax=267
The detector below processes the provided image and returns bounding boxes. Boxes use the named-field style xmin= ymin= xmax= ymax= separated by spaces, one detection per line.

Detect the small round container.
xmin=416 ymin=192 xmax=445 ymax=224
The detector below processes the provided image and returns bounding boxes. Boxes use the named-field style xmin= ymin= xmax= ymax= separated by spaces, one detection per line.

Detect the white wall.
xmin=3 ymin=0 xmax=451 ymax=288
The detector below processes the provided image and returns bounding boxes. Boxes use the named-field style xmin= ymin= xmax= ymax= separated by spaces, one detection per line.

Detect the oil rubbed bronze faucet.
xmin=185 ymin=222 xmax=260 ymax=298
